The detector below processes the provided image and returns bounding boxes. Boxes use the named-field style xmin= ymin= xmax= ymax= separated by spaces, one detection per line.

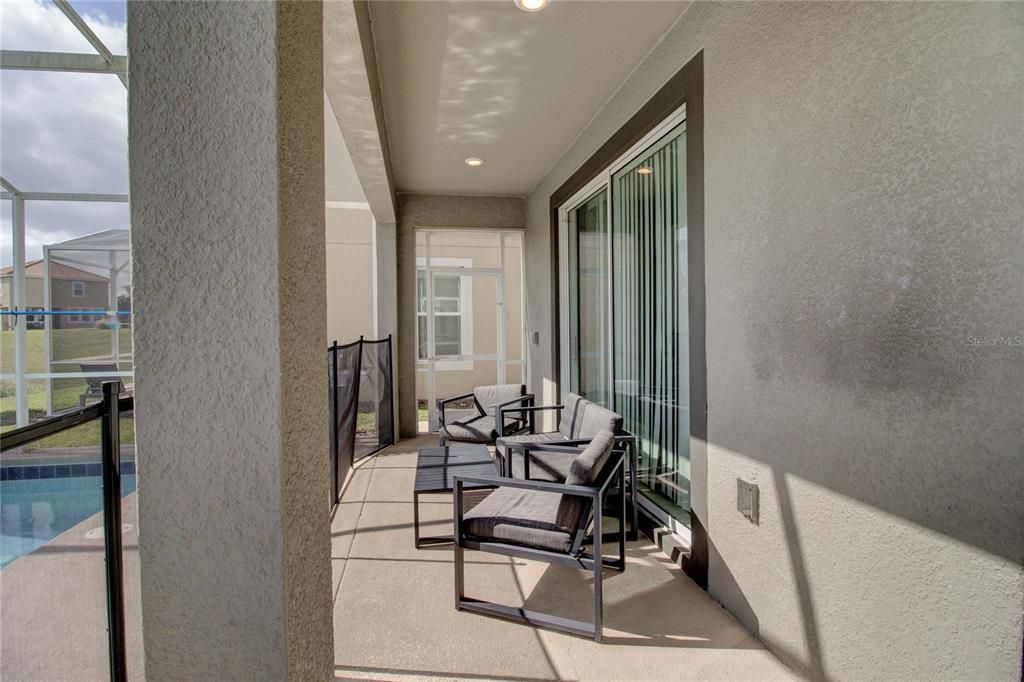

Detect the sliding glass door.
xmin=612 ymin=124 xmax=689 ymax=523
xmin=566 ymin=189 xmax=609 ymax=405
xmin=559 ymin=111 xmax=690 ymax=526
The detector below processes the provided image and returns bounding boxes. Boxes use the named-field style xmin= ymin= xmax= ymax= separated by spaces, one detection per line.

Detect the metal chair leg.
xmin=454 ymin=482 xmax=465 ymax=608
xmin=593 ymin=505 xmax=603 ymax=642
xmin=628 ymin=443 xmax=638 ymax=541
xmin=413 ymin=491 xmax=422 ymax=548
xmin=618 ymin=466 xmax=626 ymax=566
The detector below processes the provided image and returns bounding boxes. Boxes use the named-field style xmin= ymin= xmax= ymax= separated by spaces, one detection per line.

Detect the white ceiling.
xmin=369 ymin=1 xmax=689 ymax=196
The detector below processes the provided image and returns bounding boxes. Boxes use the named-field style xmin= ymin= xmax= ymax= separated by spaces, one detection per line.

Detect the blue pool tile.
xmin=8 ymin=467 xmax=24 ymax=481
xmin=38 ymin=465 xmax=56 ymax=479
xmin=53 ymin=464 xmax=73 ymax=479
xmin=24 ymin=466 xmax=40 ymax=480
xmin=0 ymin=468 xmax=8 ymax=481
xmin=71 ymin=463 xmax=88 ymax=477
xmin=121 ymin=461 xmax=136 ymax=475
xmin=86 ymin=463 xmax=102 ymax=476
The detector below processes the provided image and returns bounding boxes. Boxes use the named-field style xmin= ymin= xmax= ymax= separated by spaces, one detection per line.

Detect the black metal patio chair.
xmin=495 ymin=393 xmax=638 ymax=539
xmin=453 ymin=430 xmax=626 ymax=642
xmin=79 ymin=363 xmax=123 ymax=407
xmin=437 ymin=383 xmax=534 ymax=446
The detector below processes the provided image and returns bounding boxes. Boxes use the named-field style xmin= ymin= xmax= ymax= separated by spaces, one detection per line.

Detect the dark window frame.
xmin=547 ymin=51 xmax=707 ymax=587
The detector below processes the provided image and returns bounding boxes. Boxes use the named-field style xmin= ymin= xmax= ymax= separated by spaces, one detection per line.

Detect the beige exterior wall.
xmin=325 ymin=207 xmax=375 ymax=344
xmin=1 ymin=276 xmax=107 ymax=330
xmin=525 ymin=3 xmax=1023 ymax=680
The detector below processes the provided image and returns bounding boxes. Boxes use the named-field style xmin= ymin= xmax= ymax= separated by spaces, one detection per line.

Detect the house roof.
xmin=0 ymin=259 xmax=109 ymax=282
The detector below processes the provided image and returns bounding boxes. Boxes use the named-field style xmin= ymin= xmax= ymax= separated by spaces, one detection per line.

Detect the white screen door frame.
xmin=417 ymin=230 xmax=527 ymax=431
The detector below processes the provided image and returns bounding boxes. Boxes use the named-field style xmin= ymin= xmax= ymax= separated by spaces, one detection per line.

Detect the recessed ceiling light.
xmin=465 ymin=157 xmax=484 ymax=167
xmin=514 ymin=0 xmax=550 ymax=12
xmin=637 ymin=167 xmax=653 ymax=175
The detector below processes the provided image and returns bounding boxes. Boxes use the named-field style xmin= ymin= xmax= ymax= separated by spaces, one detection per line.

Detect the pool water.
xmin=0 ymin=474 xmax=137 ymax=568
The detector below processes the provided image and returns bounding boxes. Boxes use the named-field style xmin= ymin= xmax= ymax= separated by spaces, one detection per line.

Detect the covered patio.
xmin=329 ymin=435 xmax=794 ymax=681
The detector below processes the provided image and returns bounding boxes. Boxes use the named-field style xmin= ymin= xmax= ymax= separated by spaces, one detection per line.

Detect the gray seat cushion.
xmin=463 ymin=487 xmax=572 ymax=552
xmin=440 ymin=415 xmax=497 ymax=443
xmin=495 ymin=431 xmax=565 ymax=458
xmin=573 ymin=402 xmax=623 ymax=439
xmin=564 ymin=430 xmax=616 ymax=486
xmin=556 ymin=430 xmax=617 ymax=530
xmin=473 ymin=384 xmax=525 ymax=417
xmin=512 ymin=448 xmax=574 ymax=482
xmin=558 ymin=393 xmax=586 ymax=437
xmin=464 ymin=431 xmax=617 ymax=552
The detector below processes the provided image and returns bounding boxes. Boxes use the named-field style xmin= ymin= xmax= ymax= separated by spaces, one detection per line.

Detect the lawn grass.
xmin=2 ymin=328 xmax=134 ymax=447
xmin=1 ymin=327 xmax=132 ymax=374
xmin=10 ymin=414 xmax=137 ymax=451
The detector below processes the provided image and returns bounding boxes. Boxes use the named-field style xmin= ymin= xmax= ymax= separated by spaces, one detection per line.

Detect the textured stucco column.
xmin=373 ymin=220 xmax=399 ymax=434
xmin=127 ymin=2 xmax=333 ymax=679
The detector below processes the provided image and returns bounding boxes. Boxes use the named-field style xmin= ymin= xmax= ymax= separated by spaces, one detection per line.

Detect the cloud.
xmin=0 ymin=0 xmax=126 ymax=54
xmin=1 ymin=0 xmax=128 ymax=266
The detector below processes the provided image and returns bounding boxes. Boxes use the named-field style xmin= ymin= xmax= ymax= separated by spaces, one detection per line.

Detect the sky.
xmin=0 ymin=0 xmax=128 ymax=267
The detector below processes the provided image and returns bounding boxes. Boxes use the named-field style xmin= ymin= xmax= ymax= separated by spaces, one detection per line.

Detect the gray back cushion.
xmin=555 ymin=430 xmax=617 ymax=531
xmin=557 ymin=393 xmax=585 ymax=436
xmin=573 ymin=402 xmax=623 ymax=439
xmin=473 ymin=384 xmax=525 ymax=416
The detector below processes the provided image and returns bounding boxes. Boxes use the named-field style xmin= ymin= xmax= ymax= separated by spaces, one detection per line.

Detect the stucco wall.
xmin=396 ymin=193 xmax=525 ymax=436
xmin=525 ymin=3 xmax=1024 ymax=680
xmin=326 ymin=207 xmax=375 ymax=342
xmin=128 ymin=2 xmax=333 ymax=678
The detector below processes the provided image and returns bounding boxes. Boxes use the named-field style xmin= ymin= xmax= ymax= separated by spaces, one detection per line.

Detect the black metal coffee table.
xmin=414 ymin=444 xmax=497 ymax=548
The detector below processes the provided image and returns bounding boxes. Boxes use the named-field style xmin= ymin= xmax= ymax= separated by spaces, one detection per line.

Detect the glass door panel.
xmin=612 ymin=124 xmax=690 ymax=524
xmin=502 ymin=233 xmax=526 ymax=387
xmin=415 ymin=229 xmax=524 ymax=432
xmin=429 ymin=272 xmax=499 ymax=429
xmin=567 ymin=189 xmax=610 ymax=406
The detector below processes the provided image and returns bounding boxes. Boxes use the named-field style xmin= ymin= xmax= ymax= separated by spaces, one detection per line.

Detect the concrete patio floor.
xmin=331 ymin=435 xmax=795 ymax=681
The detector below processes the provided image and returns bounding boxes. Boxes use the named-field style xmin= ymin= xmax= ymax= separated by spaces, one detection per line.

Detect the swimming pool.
xmin=0 ymin=472 xmax=137 ymax=568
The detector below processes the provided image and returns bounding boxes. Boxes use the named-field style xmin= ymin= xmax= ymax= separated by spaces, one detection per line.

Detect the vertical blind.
xmin=611 ymin=125 xmax=690 ymax=522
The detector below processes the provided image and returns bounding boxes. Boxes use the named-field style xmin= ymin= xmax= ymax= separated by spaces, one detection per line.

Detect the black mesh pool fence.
xmin=329 ymin=335 xmax=394 ymax=503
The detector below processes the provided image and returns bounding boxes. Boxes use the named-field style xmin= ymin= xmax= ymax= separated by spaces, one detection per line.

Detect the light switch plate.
xmin=737 ymin=479 xmax=759 ymax=524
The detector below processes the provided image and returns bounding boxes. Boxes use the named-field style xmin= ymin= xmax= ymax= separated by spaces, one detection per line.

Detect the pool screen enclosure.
xmin=1 ymin=1 xmax=130 ymax=429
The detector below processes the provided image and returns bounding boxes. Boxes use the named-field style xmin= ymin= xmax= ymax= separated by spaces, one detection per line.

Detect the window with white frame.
xmin=71 ymin=280 xmax=86 ymax=297
xmin=417 ymin=271 xmax=467 ymax=359
xmin=26 ymin=307 xmax=44 ymax=329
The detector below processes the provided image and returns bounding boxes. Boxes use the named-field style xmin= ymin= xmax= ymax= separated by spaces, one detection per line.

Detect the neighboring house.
xmin=0 ymin=260 xmax=109 ymax=331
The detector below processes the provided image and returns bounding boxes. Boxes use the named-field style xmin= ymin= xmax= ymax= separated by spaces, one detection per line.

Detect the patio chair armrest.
xmin=519 ymin=442 xmax=587 ymax=455
xmin=495 ymin=393 xmax=535 ymax=437
xmin=557 ymin=433 xmax=636 ymax=448
xmin=437 ymin=391 xmax=475 ymax=426
xmin=494 ymin=393 xmax=534 ymax=418
xmin=510 ymin=405 xmax=564 ymax=414
xmin=453 ymin=474 xmax=599 ymax=498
